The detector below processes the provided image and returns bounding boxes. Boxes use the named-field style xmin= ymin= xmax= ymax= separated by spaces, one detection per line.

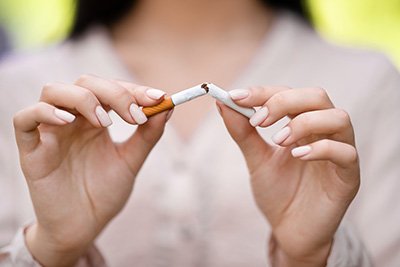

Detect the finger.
xmin=228 ymin=86 xmax=288 ymax=107
xmin=76 ymin=75 xmax=165 ymax=125
xmin=248 ymin=87 xmax=334 ymax=127
xmin=13 ymin=102 xmax=75 ymax=153
xmin=217 ymin=101 xmax=273 ymax=170
xmin=272 ymin=109 xmax=355 ymax=146
xmin=117 ymin=111 xmax=170 ymax=173
xmin=40 ymin=82 xmax=110 ymax=127
xmin=114 ymin=80 xmax=166 ymax=106
xmin=291 ymin=139 xmax=358 ymax=169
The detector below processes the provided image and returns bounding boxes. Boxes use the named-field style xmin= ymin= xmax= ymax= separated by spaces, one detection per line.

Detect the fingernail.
xmin=249 ymin=107 xmax=268 ymax=127
xmin=95 ymin=106 xmax=112 ymax=127
xmin=166 ymin=109 xmax=174 ymax=122
xmin=146 ymin=88 xmax=166 ymax=100
xmin=130 ymin=103 xmax=148 ymax=124
xmin=291 ymin=145 xmax=312 ymax=158
xmin=272 ymin=126 xmax=291 ymax=144
xmin=54 ymin=108 xmax=75 ymax=123
xmin=229 ymin=89 xmax=249 ymax=100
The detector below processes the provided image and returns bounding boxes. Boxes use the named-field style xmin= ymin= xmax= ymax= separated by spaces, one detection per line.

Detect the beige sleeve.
xmin=0 ymin=227 xmax=41 ymax=267
xmin=0 ymin=227 xmax=108 ymax=267
xmin=345 ymin=60 xmax=400 ymax=267
xmin=267 ymin=223 xmax=372 ymax=267
xmin=326 ymin=223 xmax=372 ymax=267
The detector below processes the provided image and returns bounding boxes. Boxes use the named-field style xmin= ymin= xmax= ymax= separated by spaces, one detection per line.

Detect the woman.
xmin=1 ymin=0 xmax=400 ymax=266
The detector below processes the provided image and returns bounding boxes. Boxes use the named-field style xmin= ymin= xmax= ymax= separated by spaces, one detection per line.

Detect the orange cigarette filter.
xmin=142 ymin=97 xmax=174 ymax=117
xmin=141 ymin=84 xmax=209 ymax=117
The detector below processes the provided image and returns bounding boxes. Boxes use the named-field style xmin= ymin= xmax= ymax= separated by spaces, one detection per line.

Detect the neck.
xmin=112 ymin=0 xmax=272 ymax=44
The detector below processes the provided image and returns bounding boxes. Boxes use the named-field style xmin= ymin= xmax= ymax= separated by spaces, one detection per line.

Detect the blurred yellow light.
xmin=308 ymin=0 xmax=400 ymax=66
xmin=0 ymin=0 xmax=74 ymax=49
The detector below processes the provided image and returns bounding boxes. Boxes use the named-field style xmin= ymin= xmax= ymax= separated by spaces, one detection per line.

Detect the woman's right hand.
xmin=13 ymin=75 xmax=170 ymax=267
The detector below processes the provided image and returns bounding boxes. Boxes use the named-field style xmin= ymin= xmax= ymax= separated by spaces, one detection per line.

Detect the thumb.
xmin=217 ymin=102 xmax=273 ymax=169
xmin=118 ymin=110 xmax=171 ymax=173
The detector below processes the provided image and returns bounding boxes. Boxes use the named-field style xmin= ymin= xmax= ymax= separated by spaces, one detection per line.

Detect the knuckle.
xmin=13 ymin=111 xmax=23 ymax=127
xmin=78 ymin=89 xmax=96 ymax=103
xmin=297 ymin=113 xmax=312 ymax=129
xmin=35 ymin=101 xmax=48 ymax=110
xmin=334 ymin=108 xmax=351 ymax=125
xmin=115 ymin=81 xmax=139 ymax=93
xmin=42 ymin=82 xmax=56 ymax=91
xmin=111 ymin=85 xmax=129 ymax=100
xmin=131 ymin=85 xmax=148 ymax=97
xmin=246 ymin=86 xmax=264 ymax=102
xmin=32 ymin=102 xmax=48 ymax=116
xmin=313 ymin=87 xmax=329 ymax=100
xmin=41 ymin=83 xmax=58 ymax=98
xmin=270 ymin=92 xmax=286 ymax=107
xmin=75 ymin=74 xmax=94 ymax=85
xmin=319 ymin=139 xmax=332 ymax=154
xmin=248 ymin=85 xmax=263 ymax=95
xmin=347 ymin=145 xmax=359 ymax=163
xmin=13 ymin=103 xmax=47 ymax=127
xmin=296 ymin=114 xmax=313 ymax=137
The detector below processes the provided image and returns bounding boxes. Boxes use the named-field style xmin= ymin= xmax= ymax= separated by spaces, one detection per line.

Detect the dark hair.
xmin=70 ymin=0 xmax=307 ymax=39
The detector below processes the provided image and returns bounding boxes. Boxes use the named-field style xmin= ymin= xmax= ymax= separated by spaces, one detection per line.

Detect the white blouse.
xmin=1 ymin=12 xmax=400 ymax=267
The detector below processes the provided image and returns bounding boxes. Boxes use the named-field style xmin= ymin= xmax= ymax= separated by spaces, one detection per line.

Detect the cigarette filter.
xmin=142 ymin=84 xmax=208 ymax=117
xmin=206 ymin=83 xmax=256 ymax=118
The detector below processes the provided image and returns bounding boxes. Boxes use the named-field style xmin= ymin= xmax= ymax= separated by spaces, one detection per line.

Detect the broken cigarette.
xmin=142 ymin=82 xmax=256 ymax=118
xmin=142 ymin=84 xmax=209 ymax=117
xmin=206 ymin=83 xmax=256 ymax=118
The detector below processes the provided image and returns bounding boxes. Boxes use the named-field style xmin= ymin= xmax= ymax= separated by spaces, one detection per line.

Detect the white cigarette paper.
xmin=171 ymin=84 xmax=208 ymax=106
xmin=207 ymin=83 xmax=256 ymax=118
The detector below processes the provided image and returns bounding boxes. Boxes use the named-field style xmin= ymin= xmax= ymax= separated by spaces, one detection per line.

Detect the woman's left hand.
xmin=218 ymin=86 xmax=360 ymax=267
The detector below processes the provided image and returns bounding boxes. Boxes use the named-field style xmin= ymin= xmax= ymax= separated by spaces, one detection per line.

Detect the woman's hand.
xmin=13 ymin=75 xmax=170 ymax=267
xmin=218 ymin=86 xmax=360 ymax=267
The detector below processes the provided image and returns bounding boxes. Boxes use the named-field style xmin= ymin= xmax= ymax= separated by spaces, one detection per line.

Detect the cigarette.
xmin=142 ymin=84 xmax=209 ymax=117
xmin=206 ymin=83 xmax=256 ymax=118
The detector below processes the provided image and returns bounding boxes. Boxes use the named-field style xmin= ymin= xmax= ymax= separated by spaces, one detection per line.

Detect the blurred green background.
xmin=0 ymin=0 xmax=399 ymax=66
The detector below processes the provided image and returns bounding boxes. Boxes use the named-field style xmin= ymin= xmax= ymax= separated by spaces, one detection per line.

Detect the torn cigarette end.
xmin=207 ymin=83 xmax=256 ymax=118
xmin=201 ymin=83 xmax=210 ymax=93
xmin=142 ymin=97 xmax=174 ymax=117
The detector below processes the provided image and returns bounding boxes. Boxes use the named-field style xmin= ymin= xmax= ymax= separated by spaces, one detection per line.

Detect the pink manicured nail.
xmin=272 ymin=126 xmax=291 ymax=144
xmin=229 ymin=89 xmax=249 ymax=100
xmin=249 ymin=107 xmax=269 ymax=127
xmin=146 ymin=88 xmax=166 ymax=100
xmin=291 ymin=145 xmax=312 ymax=158
xmin=95 ymin=106 xmax=112 ymax=127
xmin=130 ymin=103 xmax=148 ymax=124
xmin=54 ymin=108 xmax=75 ymax=123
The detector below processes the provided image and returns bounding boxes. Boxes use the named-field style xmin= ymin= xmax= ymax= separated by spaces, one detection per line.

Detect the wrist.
xmin=270 ymin=237 xmax=332 ymax=267
xmin=25 ymin=223 xmax=90 ymax=267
